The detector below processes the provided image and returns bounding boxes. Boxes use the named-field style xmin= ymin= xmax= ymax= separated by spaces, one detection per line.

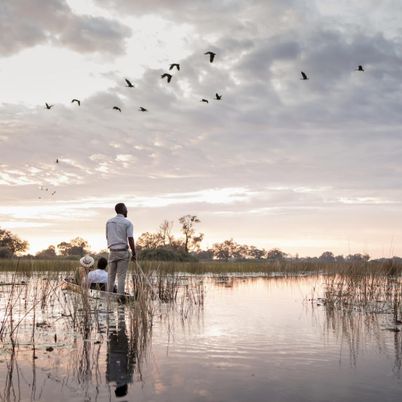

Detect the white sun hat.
xmin=79 ymin=255 xmax=95 ymax=268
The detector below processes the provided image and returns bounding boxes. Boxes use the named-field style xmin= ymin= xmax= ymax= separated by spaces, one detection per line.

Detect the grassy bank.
xmin=0 ymin=258 xmax=78 ymax=273
xmin=1 ymin=258 xmax=402 ymax=275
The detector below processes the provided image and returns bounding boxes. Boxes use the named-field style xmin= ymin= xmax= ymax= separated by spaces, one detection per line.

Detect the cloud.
xmin=2 ymin=1 xmax=402 ymax=256
xmin=0 ymin=0 xmax=131 ymax=56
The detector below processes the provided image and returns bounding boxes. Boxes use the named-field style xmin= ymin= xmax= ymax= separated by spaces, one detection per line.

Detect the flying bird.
xmin=214 ymin=93 xmax=222 ymax=100
xmin=139 ymin=107 xmax=148 ymax=112
xmin=169 ymin=63 xmax=180 ymax=71
xmin=300 ymin=71 xmax=309 ymax=80
xmin=45 ymin=103 xmax=53 ymax=109
xmin=71 ymin=99 xmax=80 ymax=106
xmin=161 ymin=73 xmax=172 ymax=83
xmin=51 ymin=191 xmax=56 ymax=196
xmin=56 ymin=158 xmax=59 ymax=164
xmin=201 ymin=98 xmax=209 ymax=103
xmin=356 ymin=65 xmax=364 ymax=72
xmin=113 ymin=106 xmax=122 ymax=112
xmin=125 ymin=78 xmax=134 ymax=87
xmin=205 ymin=51 xmax=216 ymax=63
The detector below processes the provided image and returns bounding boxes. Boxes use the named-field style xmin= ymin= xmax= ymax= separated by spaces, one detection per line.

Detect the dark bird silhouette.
xmin=215 ymin=93 xmax=222 ymax=100
xmin=56 ymin=158 xmax=59 ymax=164
xmin=356 ymin=65 xmax=364 ymax=72
xmin=139 ymin=107 xmax=148 ymax=112
xmin=169 ymin=63 xmax=180 ymax=71
xmin=125 ymin=78 xmax=134 ymax=87
xmin=71 ymin=99 xmax=80 ymax=106
xmin=51 ymin=191 xmax=56 ymax=196
xmin=113 ymin=106 xmax=122 ymax=112
xmin=161 ymin=73 xmax=172 ymax=83
xmin=205 ymin=51 xmax=216 ymax=63
xmin=300 ymin=71 xmax=309 ymax=80
xmin=201 ymin=98 xmax=209 ymax=103
xmin=45 ymin=103 xmax=53 ymax=109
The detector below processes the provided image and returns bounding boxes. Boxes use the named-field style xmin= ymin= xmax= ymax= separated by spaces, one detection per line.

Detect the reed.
xmin=1 ymin=257 xmax=402 ymax=276
xmin=138 ymin=259 xmax=323 ymax=275
xmin=0 ymin=258 xmax=77 ymax=272
xmin=322 ymin=264 xmax=402 ymax=327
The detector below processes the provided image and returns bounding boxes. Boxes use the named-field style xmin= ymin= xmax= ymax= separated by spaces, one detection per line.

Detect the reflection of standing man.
xmin=106 ymin=306 xmax=135 ymax=397
xmin=106 ymin=203 xmax=137 ymax=294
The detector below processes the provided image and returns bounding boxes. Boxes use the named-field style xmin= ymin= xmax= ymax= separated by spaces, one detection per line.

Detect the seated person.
xmin=87 ymin=257 xmax=108 ymax=291
xmin=76 ymin=255 xmax=95 ymax=285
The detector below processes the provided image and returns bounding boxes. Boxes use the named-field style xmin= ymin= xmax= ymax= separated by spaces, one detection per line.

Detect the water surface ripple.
xmin=0 ymin=275 xmax=401 ymax=401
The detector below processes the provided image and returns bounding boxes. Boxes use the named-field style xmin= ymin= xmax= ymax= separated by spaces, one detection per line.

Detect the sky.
xmin=1 ymin=0 xmax=402 ymax=257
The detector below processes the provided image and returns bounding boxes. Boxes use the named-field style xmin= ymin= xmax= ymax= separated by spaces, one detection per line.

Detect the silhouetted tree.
xmin=246 ymin=246 xmax=266 ymax=260
xmin=140 ymin=246 xmax=196 ymax=262
xmin=346 ymin=253 xmax=370 ymax=262
xmin=194 ymin=249 xmax=214 ymax=260
xmin=0 ymin=228 xmax=29 ymax=257
xmin=335 ymin=255 xmax=345 ymax=263
xmin=266 ymin=248 xmax=287 ymax=261
xmin=36 ymin=245 xmax=57 ymax=259
xmin=319 ymin=251 xmax=335 ymax=263
xmin=179 ymin=215 xmax=203 ymax=253
xmin=136 ymin=232 xmax=164 ymax=250
xmin=159 ymin=220 xmax=174 ymax=246
xmin=57 ymin=237 xmax=89 ymax=257
xmin=0 ymin=247 xmax=13 ymax=258
xmin=212 ymin=239 xmax=239 ymax=261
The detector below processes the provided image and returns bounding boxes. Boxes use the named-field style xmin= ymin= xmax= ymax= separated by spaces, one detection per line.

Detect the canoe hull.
xmin=62 ymin=279 xmax=136 ymax=303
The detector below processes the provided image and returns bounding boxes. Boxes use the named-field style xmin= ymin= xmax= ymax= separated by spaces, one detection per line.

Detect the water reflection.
xmin=323 ymin=304 xmax=402 ymax=376
xmin=106 ymin=306 xmax=135 ymax=398
xmin=1 ymin=273 xmax=402 ymax=401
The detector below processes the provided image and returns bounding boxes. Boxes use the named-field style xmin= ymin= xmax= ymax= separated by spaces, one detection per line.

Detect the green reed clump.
xmin=323 ymin=263 xmax=402 ymax=320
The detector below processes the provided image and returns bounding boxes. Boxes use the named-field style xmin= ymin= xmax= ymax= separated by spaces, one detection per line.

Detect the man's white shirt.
xmin=106 ymin=214 xmax=134 ymax=249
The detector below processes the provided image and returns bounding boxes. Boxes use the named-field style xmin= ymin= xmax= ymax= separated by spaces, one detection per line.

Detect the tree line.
xmin=0 ymin=220 xmax=377 ymax=263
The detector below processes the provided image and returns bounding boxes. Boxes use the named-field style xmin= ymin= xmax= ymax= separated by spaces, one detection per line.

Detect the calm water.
xmin=0 ymin=275 xmax=401 ymax=401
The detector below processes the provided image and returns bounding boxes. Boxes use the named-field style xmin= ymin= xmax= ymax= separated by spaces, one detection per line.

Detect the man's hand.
xmin=129 ymin=237 xmax=136 ymax=263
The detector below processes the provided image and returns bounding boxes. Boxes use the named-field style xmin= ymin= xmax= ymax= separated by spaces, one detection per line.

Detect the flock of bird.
xmin=37 ymin=186 xmax=56 ymax=199
xmin=39 ymin=51 xmax=367 ymax=199
xmin=44 ymin=51 xmax=221 ymax=113
xmin=44 ymin=56 xmax=366 ymax=111
xmin=39 ymin=51 xmax=222 ymax=198
xmin=300 ymin=65 xmax=364 ymax=80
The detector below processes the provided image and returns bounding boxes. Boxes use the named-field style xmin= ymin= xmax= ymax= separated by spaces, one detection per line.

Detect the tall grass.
xmin=0 ymin=258 xmax=77 ymax=273
xmin=135 ymin=259 xmax=402 ymax=276
xmin=2 ymin=257 xmax=402 ymax=275
xmin=321 ymin=263 xmax=402 ymax=328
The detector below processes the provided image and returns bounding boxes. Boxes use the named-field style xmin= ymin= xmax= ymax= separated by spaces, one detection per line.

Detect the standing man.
xmin=106 ymin=203 xmax=136 ymax=294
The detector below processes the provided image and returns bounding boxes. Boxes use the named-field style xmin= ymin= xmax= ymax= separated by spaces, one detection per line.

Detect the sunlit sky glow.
xmin=2 ymin=0 xmax=402 ymax=257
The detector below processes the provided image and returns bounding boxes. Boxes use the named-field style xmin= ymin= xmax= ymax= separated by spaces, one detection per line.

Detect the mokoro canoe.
xmin=62 ymin=279 xmax=136 ymax=303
